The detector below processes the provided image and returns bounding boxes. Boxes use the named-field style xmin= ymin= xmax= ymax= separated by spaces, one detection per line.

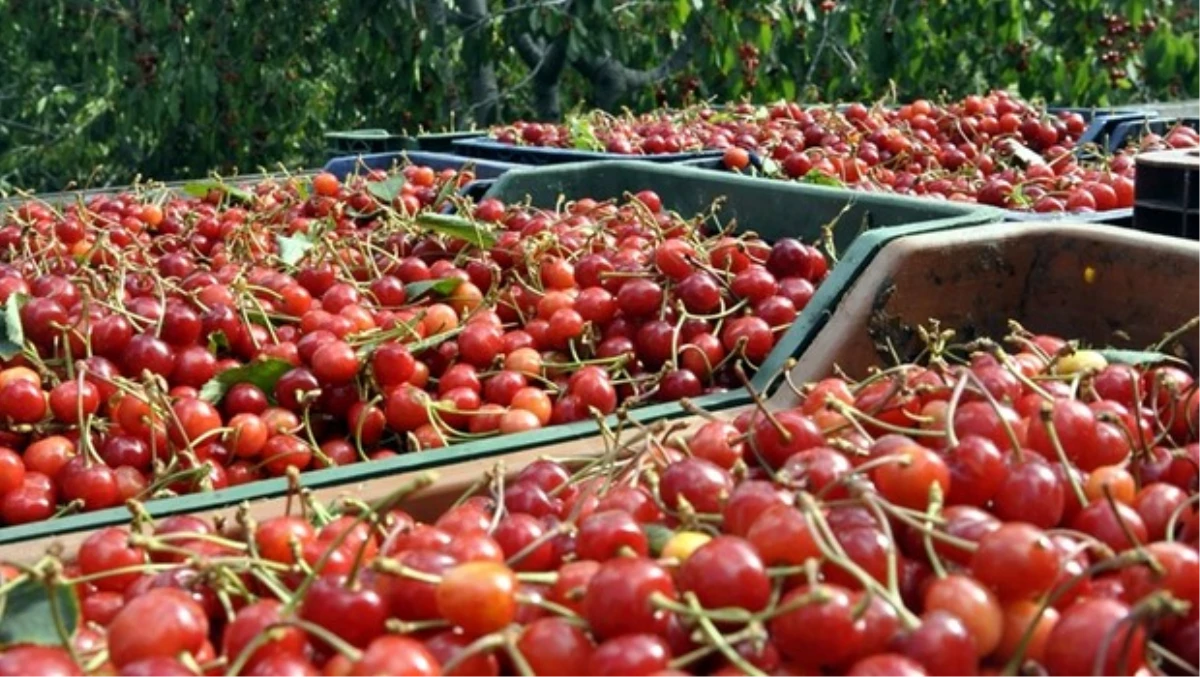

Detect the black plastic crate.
xmin=1133 ymin=148 xmax=1200 ymax=239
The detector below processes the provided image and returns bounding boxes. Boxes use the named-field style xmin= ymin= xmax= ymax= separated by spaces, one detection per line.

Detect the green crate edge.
xmin=0 ymin=163 xmax=1000 ymax=546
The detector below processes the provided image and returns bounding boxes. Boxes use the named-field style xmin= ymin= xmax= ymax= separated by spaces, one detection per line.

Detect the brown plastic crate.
xmin=778 ymin=222 xmax=1200 ymax=404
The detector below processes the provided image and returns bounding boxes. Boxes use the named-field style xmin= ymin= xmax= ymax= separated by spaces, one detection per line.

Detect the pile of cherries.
xmin=0 ymin=164 xmax=827 ymax=527
xmin=0 ymin=323 xmax=1196 ymax=676
xmin=489 ymin=92 xmax=1200 ymax=214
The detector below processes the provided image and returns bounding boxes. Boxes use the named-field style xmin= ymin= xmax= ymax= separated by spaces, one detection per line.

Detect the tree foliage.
xmin=0 ymin=0 xmax=1195 ymax=192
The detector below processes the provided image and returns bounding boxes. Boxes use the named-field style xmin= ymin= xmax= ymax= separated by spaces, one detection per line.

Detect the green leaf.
xmin=414 ymin=213 xmax=497 ymax=248
xmin=644 ymin=523 xmax=675 ymax=557
xmin=801 ymin=170 xmax=845 ymax=188
xmin=429 ymin=167 xmax=462 ymax=210
xmin=276 ymin=233 xmax=315 ymax=267
xmin=1096 ymin=349 xmax=1189 ymax=368
xmin=367 ymin=175 xmax=406 ymax=204
xmin=0 ymin=294 xmax=25 ymax=360
xmin=182 ymin=179 xmax=252 ymax=204
xmin=407 ymin=325 xmax=465 ymax=355
xmin=198 ymin=358 xmax=294 ymax=404
xmin=404 ymin=277 xmax=462 ymax=303
xmin=207 ymin=331 xmax=229 ymax=355
xmin=0 ymin=580 xmax=78 ymax=647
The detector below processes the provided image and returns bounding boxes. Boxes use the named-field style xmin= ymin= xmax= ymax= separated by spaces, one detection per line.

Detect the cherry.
xmin=894 ymin=610 xmax=979 ymax=676
xmin=922 ymin=574 xmax=1002 ymax=656
xmin=583 ymin=557 xmax=677 ymax=640
xmin=575 ymin=510 xmax=649 ymax=561
xmin=847 ymin=654 xmax=926 ymax=676
xmin=435 ymin=561 xmax=518 ymax=637
xmin=425 ymin=630 xmax=499 ymax=677
xmin=107 ymin=587 xmax=209 ymax=668
xmin=517 ymin=617 xmax=595 ymax=676
xmin=0 ymin=647 xmax=82 ymax=677
xmin=78 ymin=527 xmax=146 ymax=593
xmin=945 ymin=435 xmax=1006 ymax=506
xmin=770 ymin=583 xmax=859 ymax=667
xmin=678 ymin=535 xmax=771 ymax=612
xmin=658 ymin=457 xmax=733 ymax=514
xmin=1044 ymin=598 xmax=1146 ymax=675
xmin=971 ymin=522 xmax=1061 ymax=601
xmin=299 ymin=575 xmax=387 ymax=649
xmin=588 ymin=634 xmax=672 ymax=676
xmin=353 ymin=636 xmax=441 ymax=676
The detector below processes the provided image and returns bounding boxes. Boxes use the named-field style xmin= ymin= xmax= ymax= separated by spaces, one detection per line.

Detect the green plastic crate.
xmin=0 ymin=163 xmax=999 ymax=547
xmin=484 ymin=161 xmax=1002 ymax=412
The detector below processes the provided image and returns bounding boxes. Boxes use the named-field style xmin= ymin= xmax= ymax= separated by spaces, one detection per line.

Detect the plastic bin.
xmin=0 ymin=162 xmax=998 ymax=547
xmin=322 ymin=151 xmax=522 ymax=181
xmin=682 ymin=156 xmax=1135 ymax=227
xmin=1109 ymin=117 xmax=1200 ymax=152
xmin=451 ymin=136 xmax=724 ymax=166
xmin=323 ymin=151 xmax=525 ymax=205
xmin=0 ymin=170 xmax=315 ymax=210
xmin=780 ymin=222 xmax=1200 ymax=403
xmin=1133 ymin=148 xmax=1200 ymax=239
xmin=324 ymin=130 xmax=486 ymax=159
xmin=1047 ymin=106 xmax=1155 ymax=150
xmin=484 ymin=161 xmax=1001 ymax=405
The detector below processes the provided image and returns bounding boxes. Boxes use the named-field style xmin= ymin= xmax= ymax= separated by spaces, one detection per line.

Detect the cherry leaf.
xmin=403 ymin=277 xmax=462 ymax=302
xmin=182 ymin=179 xmax=253 ymax=204
xmin=367 ymin=175 xmax=406 ymax=204
xmin=0 ymin=293 xmax=26 ymax=361
xmin=414 ymin=213 xmax=497 ymax=248
xmin=0 ymin=579 xmax=78 ymax=648
xmin=199 ymin=358 xmax=294 ymax=404
xmin=276 ymin=233 xmax=315 ymax=267
xmin=1096 ymin=348 xmax=1189 ymax=368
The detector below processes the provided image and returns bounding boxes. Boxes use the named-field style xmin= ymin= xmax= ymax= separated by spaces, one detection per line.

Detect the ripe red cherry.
xmin=222 ymin=599 xmax=308 ymax=670
xmin=658 ymin=457 xmax=733 ymax=514
xmin=583 ymin=557 xmax=677 ymax=640
xmin=1043 ymin=598 xmax=1146 ymax=675
xmin=575 ymin=510 xmax=649 ymax=561
xmin=353 ymin=636 xmax=441 ymax=676
xmin=311 ymin=339 xmax=359 ymax=384
xmin=78 ymin=527 xmax=147 ymax=593
xmin=517 ymin=617 xmax=595 ymax=676
xmin=0 ymin=646 xmax=82 ymax=677
xmin=107 ymin=588 xmax=209 ymax=668
xmin=298 ymin=576 xmax=388 ymax=648
xmin=769 ymin=583 xmax=859 ymax=667
xmin=971 ymin=522 xmax=1062 ymax=601
xmin=678 ymin=535 xmax=771 ymax=612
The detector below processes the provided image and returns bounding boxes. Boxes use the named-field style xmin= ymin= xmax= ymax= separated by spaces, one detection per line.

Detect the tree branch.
xmin=455 ymin=0 xmax=502 ymax=124
xmin=571 ymin=10 xmax=704 ymax=110
xmin=514 ymin=34 xmax=545 ymax=67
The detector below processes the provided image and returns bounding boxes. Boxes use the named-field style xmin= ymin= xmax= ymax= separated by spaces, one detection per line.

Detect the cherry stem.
xmin=1038 ymin=404 xmax=1089 ymax=508
xmin=438 ymin=632 xmax=508 ymax=676
xmin=684 ymin=592 xmax=768 ymax=677
xmin=1001 ymin=549 xmax=1152 ymax=675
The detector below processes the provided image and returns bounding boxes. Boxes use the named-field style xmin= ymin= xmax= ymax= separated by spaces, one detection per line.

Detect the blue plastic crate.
xmin=322 ymin=151 xmax=522 ymax=181
xmin=323 ymin=130 xmax=487 ymax=159
xmin=1109 ymin=117 xmax=1200 ymax=152
xmin=1046 ymin=107 xmax=1156 ymax=151
xmin=451 ymin=136 xmax=723 ymax=166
